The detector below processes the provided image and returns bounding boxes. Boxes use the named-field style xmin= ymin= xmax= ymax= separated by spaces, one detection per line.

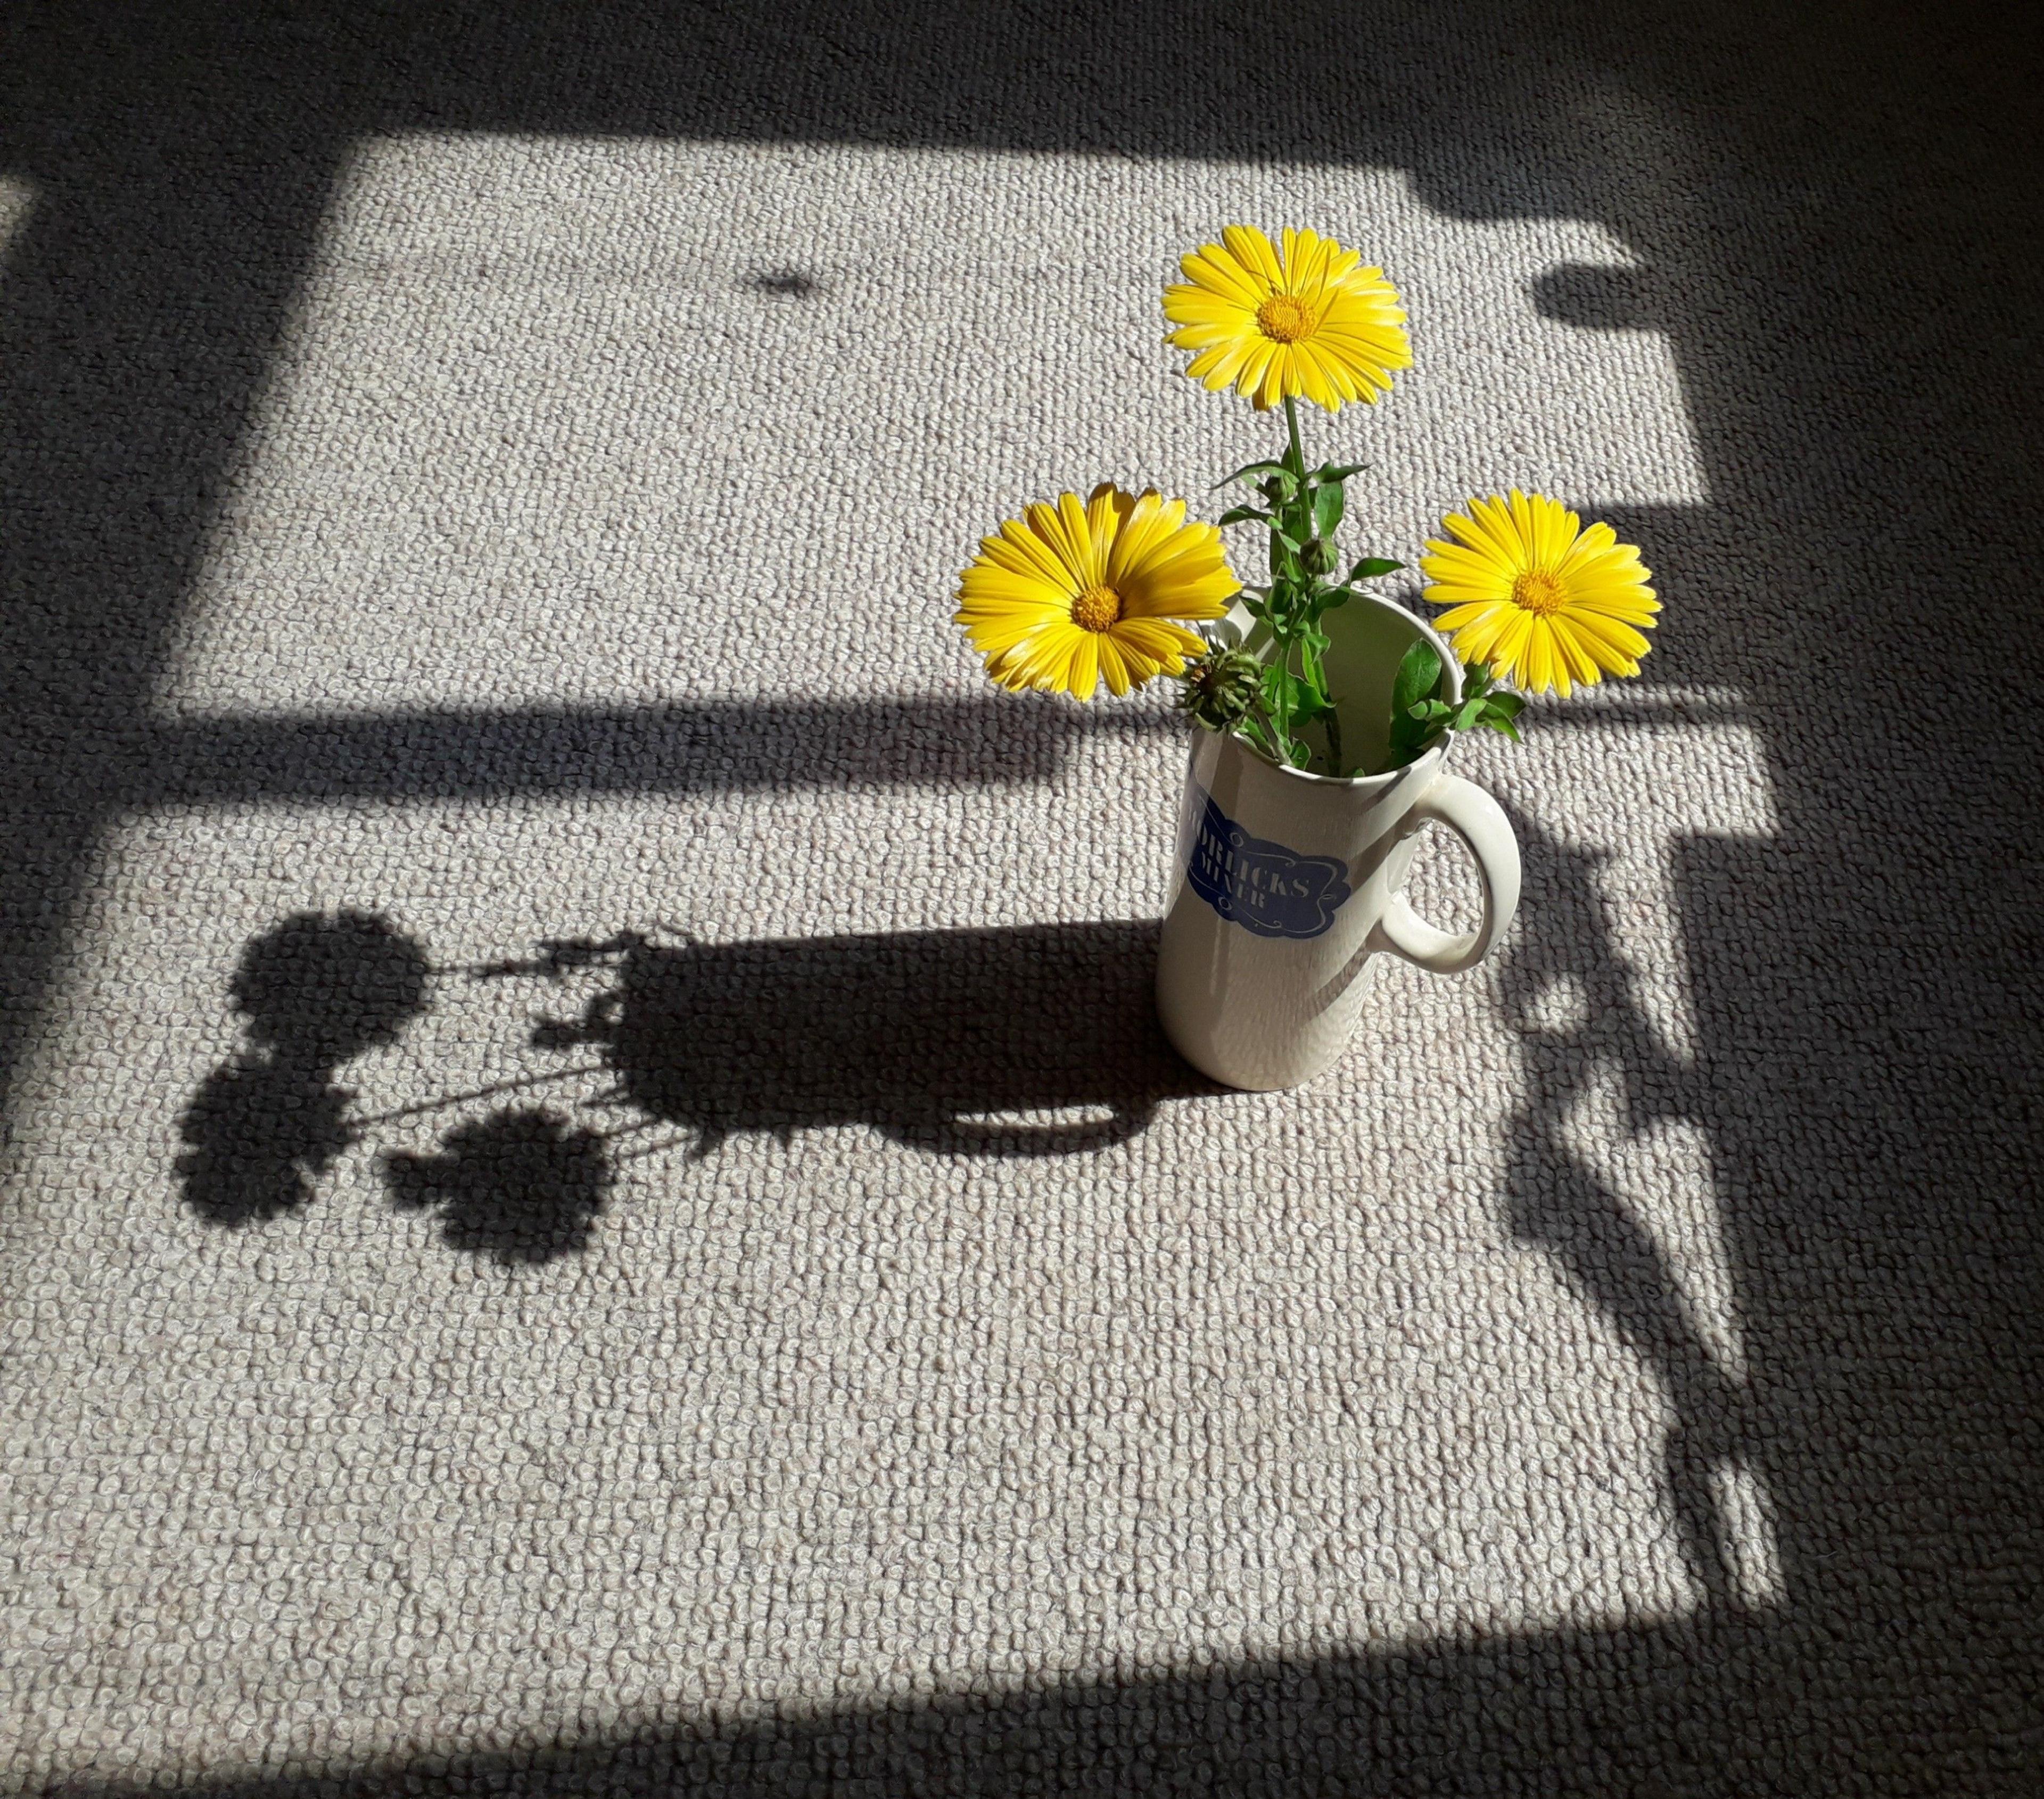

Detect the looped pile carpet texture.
xmin=2 ymin=2 xmax=2039 ymax=1792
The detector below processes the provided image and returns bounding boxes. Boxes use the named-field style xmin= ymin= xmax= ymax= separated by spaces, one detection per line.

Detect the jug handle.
xmin=1371 ymin=774 xmax=1521 ymax=975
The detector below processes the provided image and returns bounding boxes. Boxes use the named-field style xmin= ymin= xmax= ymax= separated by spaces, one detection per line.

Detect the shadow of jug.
xmin=490 ymin=919 xmax=1217 ymax=1157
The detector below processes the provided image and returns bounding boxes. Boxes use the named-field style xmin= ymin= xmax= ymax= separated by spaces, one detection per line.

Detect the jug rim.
xmin=1210 ymin=590 xmax=1464 ymax=789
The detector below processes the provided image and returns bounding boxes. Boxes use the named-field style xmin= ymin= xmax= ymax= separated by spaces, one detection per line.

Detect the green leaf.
xmin=1391 ymin=640 xmax=1444 ymax=719
xmin=1262 ymin=667 xmax=1303 ymax=734
xmin=1320 ymin=586 xmax=1354 ymax=609
xmin=1412 ymin=699 xmax=1455 ymax=723
xmin=1480 ymin=713 xmax=1523 ymax=742
xmin=1214 ymin=460 xmax=1295 ymax=491
xmin=1348 ymin=556 xmax=1405 ymax=581
xmin=1486 ymin=691 xmax=1527 ymax=719
xmin=1311 ymin=461 xmax=1368 ymax=483
xmin=1313 ymin=482 xmax=1346 ymax=542
xmin=1272 ymin=528 xmax=1304 ymax=554
xmin=1381 ymin=696 xmax=1436 ymax=769
xmin=1454 ymin=698 xmax=1486 ymax=731
xmin=1216 ymin=506 xmax=1271 ymax=527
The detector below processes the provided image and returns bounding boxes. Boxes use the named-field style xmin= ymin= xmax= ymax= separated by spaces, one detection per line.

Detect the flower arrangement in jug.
xmin=955 ymin=225 xmax=1660 ymax=771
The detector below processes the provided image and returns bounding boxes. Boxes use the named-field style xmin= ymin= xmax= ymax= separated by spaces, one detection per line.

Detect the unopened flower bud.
xmin=1303 ymin=537 xmax=1339 ymax=577
xmin=1176 ymin=645 xmax=1263 ymax=732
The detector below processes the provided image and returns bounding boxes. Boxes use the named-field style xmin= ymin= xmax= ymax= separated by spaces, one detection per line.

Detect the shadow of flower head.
xmin=384 ymin=1107 xmax=612 ymax=1266
xmin=177 ymin=910 xmax=432 ymax=1227
xmin=230 ymin=910 xmax=431 ymax=1066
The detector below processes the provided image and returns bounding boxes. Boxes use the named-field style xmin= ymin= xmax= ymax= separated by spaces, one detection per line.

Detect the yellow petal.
xmin=1489 ymin=609 xmax=1538 ymax=685
xmin=1095 ymin=633 xmax=1135 ymax=696
xmin=1065 ymin=631 xmax=1100 ymax=700
xmin=1113 ymin=617 xmax=1204 ymax=669
xmin=1551 ymin=617 xmax=1601 ymax=689
xmin=1219 ymin=225 xmax=1283 ymax=290
xmin=1176 ymin=248 xmax=1264 ymax=310
xmin=1522 ymin=619 xmax=1559 ymax=696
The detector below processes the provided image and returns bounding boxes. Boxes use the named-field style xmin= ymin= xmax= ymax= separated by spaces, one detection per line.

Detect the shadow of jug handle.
xmin=1369 ymin=774 xmax=1522 ymax=976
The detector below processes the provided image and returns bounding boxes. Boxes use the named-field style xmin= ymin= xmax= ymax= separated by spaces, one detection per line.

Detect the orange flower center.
xmin=1254 ymin=293 xmax=1317 ymax=344
xmin=1070 ymin=584 xmax=1123 ymax=633
xmin=1511 ymin=568 xmax=1568 ymax=615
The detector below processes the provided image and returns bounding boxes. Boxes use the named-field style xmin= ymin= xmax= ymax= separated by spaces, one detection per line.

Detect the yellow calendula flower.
xmin=1164 ymin=225 xmax=1413 ymax=413
xmin=956 ymin=484 xmax=1238 ymax=701
xmin=1422 ymin=490 xmax=1658 ymax=697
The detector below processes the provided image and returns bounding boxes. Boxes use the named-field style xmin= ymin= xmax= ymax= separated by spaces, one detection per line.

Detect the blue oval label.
xmin=1185 ymin=788 xmax=1353 ymax=940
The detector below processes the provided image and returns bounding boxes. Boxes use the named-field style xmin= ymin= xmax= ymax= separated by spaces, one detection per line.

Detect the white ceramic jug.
xmin=1156 ymin=592 xmax=1521 ymax=1091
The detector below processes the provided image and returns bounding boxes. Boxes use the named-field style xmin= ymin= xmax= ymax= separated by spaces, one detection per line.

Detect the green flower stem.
xmin=1274 ymin=395 xmax=1323 ymax=770
xmin=1194 ymin=396 xmax=1404 ymax=775
xmin=1283 ymin=395 xmax=1306 ymax=483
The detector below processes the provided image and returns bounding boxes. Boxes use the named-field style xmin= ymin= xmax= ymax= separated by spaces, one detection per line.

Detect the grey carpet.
xmin=3 ymin=2 xmax=2041 ymax=1794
